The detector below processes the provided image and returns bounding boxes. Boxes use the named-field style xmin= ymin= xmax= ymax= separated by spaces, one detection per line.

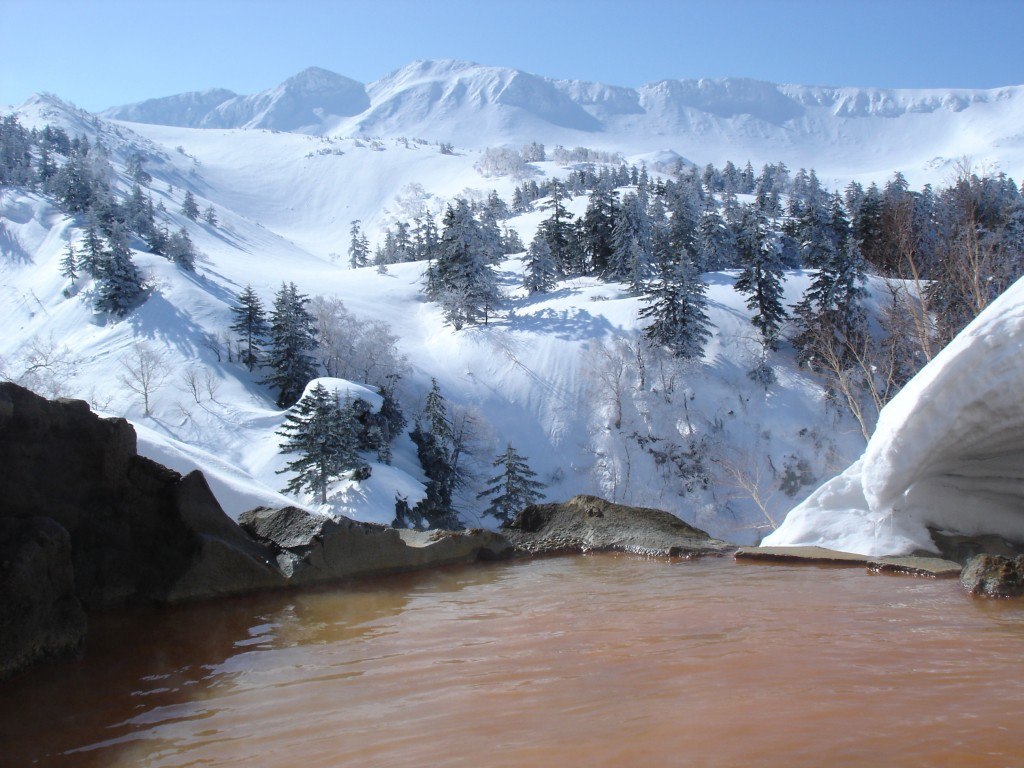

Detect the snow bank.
xmin=765 ymin=276 xmax=1024 ymax=555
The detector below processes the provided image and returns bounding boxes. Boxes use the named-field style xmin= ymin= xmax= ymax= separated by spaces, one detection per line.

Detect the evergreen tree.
xmin=348 ymin=220 xmax=370 ymax=268
xmin=734 ymin=207 xmax=787 ymax=349
xmin=639 ymin=258 xmax=712 ymax=360
xmin=180 ymin=190 xmax=200 ymax=220
xmin=523 ymin=231 xmax=558 ymax=294
xmin=166 ymin=226 xmax=196 ymax=270
xmin=477 ymin=443 xmax=545 ymax=524
xmin=276 ymin=384 xmax=367 ymax=505
xmin=60 ymin=243 xmax=78 ymax=284
xmin=609 ymin=192 xmax=653 ymax=291
xmin=230 ymin=285 xmax=270 ymax=371
xmin=203 ymin=205 xmax=218 ymax=226
xmin=581 ymin=185 xmax=617 ymax=274
xmin=538 ymin=179 xmax=577 ymax=274
xmin=792 ymin=227 xmax=868 ymax=368
xmin=408 ymin=379 xmax=462 ymax=529
xmin=94 ymin=224 xmax=145 ymax=316
xmin=79 ymin=215 xmax=106 ymax=278
xmin=696 ymin=202 xmax=733 ymax=271
xmin=429 ymin=200 xmax=502 ymax=328
xmin=263 ymin=282 xmax=319 ymax=406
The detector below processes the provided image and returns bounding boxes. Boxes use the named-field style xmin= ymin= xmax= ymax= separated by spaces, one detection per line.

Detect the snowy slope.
xmin=100 ymin=59 xmax=1024 ymax=185
xmin=18 ymin=77 xmax=1013 ymax=544
xmin=0 ymin=91 xmax=877 ymax=541
xmin=764 ymin=276 xmax=1024 ymax=556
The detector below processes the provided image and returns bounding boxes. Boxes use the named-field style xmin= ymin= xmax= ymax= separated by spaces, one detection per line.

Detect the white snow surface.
xmin=765 ymin=276 xmax=1024 ymax=555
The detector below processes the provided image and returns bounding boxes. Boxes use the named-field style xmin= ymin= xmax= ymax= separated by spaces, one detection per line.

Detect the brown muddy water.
xmin=2 ymin=555 xmax=1024 ymax=768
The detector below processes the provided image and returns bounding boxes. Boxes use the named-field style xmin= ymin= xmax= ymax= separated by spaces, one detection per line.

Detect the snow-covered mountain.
xmin=101 ymin=59 xmax=1024 ymax=184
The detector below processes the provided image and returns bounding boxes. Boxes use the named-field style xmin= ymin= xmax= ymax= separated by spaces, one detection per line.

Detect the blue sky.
xmin=3 ymin=0 xmax=1022 ymax=111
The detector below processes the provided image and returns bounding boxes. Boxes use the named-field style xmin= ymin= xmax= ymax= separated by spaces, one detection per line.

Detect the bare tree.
xmin=712 ymin=442 xmax=781 ymax=533
xmin=0 ymin=334 xmax=81 ymax=398
xmin=119 ymin=343 xmax=169 ymax=416
xmin=585 ymin=338 xmax=632 ymax=430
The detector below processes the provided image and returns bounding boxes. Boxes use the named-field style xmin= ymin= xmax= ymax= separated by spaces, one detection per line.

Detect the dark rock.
xmin=0 ymin=517 xmax=87 ymax=679
xmin=960 ymin=554 xmax=1024 ymax=597
xmin=502 ymin=495 xmax=731 ymax=557
xmin=239 ymin=505 xmax=512 ymax=583
xmin=0 ymin=383 xmax=282 ymax=609
xmin=928 ymin=528 xmax=1024 ymax=565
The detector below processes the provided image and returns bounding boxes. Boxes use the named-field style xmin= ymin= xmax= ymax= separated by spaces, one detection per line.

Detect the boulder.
xmin=0 ymin=517 xmax=87 ymax=679
xmin=502 ymin=495 xmax=731 ymax=557
xmin=239 ymin=506 xmax=512 ymax=584
xmin=960 ymin=554 xmax=1024 ymax=597
xmin=0 ymin=382 xmax=282 ymax=609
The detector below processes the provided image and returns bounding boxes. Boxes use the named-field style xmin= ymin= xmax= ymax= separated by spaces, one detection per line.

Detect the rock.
xmin=0 ymin=383 xmax=283 ymax=610
xmin=502 ymin=495 xmax=731 ymax=557
xmin=928 ymin=529 xmax=1024 ymax=565
xmin=734 ymin=546 xmax=868 ymax=566
xmin=162 ymin=472 xmax=284 ymax=602
xmin=0 ymin=517 xmax=87 ymax=680
xmin=867 ymin=556 xmax=963 ymax=578
xmin=960 ymin=554 xmax=1024 ymax=597
xmin=736 ymin=546 xmax=963 ymax=578
xmin=239 ymin=505 xmax=512 ymax=584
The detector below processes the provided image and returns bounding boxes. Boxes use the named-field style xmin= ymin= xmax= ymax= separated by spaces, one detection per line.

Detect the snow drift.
xmin=764 ymin=277 xmax=1024 ymax=556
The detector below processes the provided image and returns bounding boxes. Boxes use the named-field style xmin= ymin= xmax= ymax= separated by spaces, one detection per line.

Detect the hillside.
xmin=3 ymin=62 xmax=1021 ymax=545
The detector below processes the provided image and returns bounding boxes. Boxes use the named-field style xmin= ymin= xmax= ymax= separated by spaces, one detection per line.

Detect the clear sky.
xmin=3 ymin=0 xmax=1022 ymax=111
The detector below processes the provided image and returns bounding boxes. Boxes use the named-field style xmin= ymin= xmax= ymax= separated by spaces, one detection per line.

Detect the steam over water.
xmin=3 ymin=555 xmax=1024 ymax=767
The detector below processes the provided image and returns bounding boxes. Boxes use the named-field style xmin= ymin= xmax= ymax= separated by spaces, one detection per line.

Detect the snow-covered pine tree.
xmin=180 ymin=190 xmax=200 ymax=221
xmin=94 ymin=223 xmax=145 ymax=316
xmin=348 ymin=220 xmax=370 ymax=268
xmin=696 ymin=201 xmax=733 ymax=271
xmin=523 ymin=231 xmax=558 ymax=294
xmin=166 ymin=226 xmax=196 ymax=270
xmin=639 ymin=256 xmax=712 ymax=360
xmin=60 ymin=243 xmax=78 ymax=284
xmin=791 ymin=202 xmax=868 ymax=368
xmin=609 ymin=192 xmax=652 ymax=288
xmin=477 ymin=443 xmax=545 ymax=524
xmin=430 ymin=200 xmax=501 ymax=328
xmin=230 ymin=285 xmax=269 ymax=371
xmin=276 ymin=384 xmax=364 ymax=505
xmin=263 ymin=282 xmax=319 ymax=406
xmin=79 ymin=215 xmax=106 ymax=278
xmin=407 ymin=379 xmax=461 ymax=529
xmin=538 ymin=179 xmax=577 ymax=274
xmin=581 ymin=184 xmax=617 ymax=275
xmin=734 ymin=206 xmax=787 ymax=349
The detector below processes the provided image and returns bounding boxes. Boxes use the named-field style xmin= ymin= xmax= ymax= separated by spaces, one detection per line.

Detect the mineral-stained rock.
xmin=502 ymin=495 xmax=731 ymax=557
xmin=239 ymin=505 xmax=512 ymax=584
xmin=0 ymin=516 xmax=87 ymax=679
xmin=960 ymin=554 xmax=1024 ymax=597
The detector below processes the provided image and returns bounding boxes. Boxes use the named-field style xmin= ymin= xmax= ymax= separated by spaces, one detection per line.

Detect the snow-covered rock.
xmin=764 ymin=276 xmax=1024 ymax=556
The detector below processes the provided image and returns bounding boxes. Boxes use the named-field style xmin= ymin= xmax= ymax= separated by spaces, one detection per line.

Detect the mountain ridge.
xmin=91 ymin=60 xmax=1024 ymax=183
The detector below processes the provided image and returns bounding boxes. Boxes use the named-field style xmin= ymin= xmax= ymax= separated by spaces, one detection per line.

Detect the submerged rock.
xmin=960 ymin=554 xmax=1024 ymax=597
xmin=239 ymin=505 xmax=512 ymax=584
xmin=502 ymin=495 xmax=731 ymax=557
